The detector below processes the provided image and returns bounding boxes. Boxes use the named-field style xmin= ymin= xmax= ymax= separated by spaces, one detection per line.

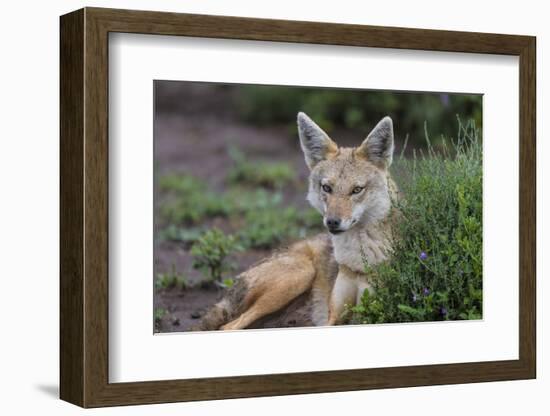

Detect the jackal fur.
xmin=199 ymin=113 xmax=399 ymax=330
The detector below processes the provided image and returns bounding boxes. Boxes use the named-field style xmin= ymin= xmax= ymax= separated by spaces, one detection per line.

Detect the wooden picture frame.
xmin=60 ymin=7 xmax=536 ymax=408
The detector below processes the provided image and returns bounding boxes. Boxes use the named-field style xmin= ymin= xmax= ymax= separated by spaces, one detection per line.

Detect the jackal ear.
xmin=297 ymin=112 xmax=338 ymax=169
xmin=357 ymin=116 xmax=394 ymax=168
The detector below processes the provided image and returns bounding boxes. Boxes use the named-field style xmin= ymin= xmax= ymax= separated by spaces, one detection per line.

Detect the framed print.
xmin=60 ymin=7 xmax=536 ymax=408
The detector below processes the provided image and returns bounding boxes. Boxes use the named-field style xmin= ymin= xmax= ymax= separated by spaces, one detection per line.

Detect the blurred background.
xmin=156 ymin=81 xmax=482 ymax=151
xmin=153 ymin=81 xmax=482 ymax=332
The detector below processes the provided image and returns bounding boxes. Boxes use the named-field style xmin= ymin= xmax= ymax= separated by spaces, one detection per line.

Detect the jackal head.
xmin=297 ymin=112 xmax=394 ymax=234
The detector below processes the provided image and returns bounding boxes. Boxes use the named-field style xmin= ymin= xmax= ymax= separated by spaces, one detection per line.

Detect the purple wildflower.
xmin=419 ymin=251 xmax=428 ymax=261
xmin=440 ymin=307 xmax=448 ymax=317
xmin=423 ymin=287 xmax=430 ymax=296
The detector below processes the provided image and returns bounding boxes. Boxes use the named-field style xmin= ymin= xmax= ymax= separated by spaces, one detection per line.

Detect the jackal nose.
xmin=326 ymin=217 xmax=341 ymax=230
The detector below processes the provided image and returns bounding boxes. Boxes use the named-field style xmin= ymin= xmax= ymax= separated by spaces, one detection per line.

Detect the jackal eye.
xmin=322 ymin=184 xmax=332 ymax=193
xmin=351 ymin=186 xmax=364 ymax=195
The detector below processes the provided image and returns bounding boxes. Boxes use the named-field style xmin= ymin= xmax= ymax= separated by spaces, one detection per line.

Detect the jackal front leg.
xmin=327 ymin=270 xmax=357 ymax=325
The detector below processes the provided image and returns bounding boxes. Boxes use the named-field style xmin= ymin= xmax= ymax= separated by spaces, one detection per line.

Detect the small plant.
xmin=216 ymin=277 xmax=235 ymax=290
xmin=227 ymin=146 xmax=296 ymax=189
xmin=191 ymin=228 xmax=241 ymax=282
xmin=348 ymin=118 xmax=482 ymax=324
xmin=222 ymin=278 xmax=235 ymax=288
xmin=155 ymin=264 xmax=188 ymax=291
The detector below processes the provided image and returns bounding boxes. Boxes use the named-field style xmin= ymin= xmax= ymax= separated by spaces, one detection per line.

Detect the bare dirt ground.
xmin=153 ymin=83 xmax=362 ymax=333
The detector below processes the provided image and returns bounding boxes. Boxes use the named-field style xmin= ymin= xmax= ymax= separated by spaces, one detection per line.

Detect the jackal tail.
xmin=198 ymin=278 xmax=249 ymax=331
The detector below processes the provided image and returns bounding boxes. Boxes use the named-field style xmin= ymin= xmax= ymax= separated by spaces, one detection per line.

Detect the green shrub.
xmin=191 ymin=229 xmax=242 ymax=282
xmin=347 ymin=118 xmax=482 ymax=324
xmin=227 ymin=146 xmax=296 ymax=189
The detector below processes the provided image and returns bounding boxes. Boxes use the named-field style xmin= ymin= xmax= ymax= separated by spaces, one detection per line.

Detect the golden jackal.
xmin=200 ymin=112 xmax=398 ymax=330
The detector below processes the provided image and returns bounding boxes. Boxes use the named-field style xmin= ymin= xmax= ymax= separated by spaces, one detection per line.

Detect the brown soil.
xmin=155 ymin=286 xmax=313 ymax=333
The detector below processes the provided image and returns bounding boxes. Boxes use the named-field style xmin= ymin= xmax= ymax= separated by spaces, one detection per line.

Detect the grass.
xmin=238 ymin=206 xmax=322 ymax=249
xmin=158 ymin=172 xmax=292 ymax=227
xmin=159 ymin=173 xmax=202 ymax=194
xmin=158 ymin=225 xmax=205 ymax=247
xmin=227 ymin=146 xmax=296 ymax=189
xmin=158 ymin=167 xmax=323 ymax=251
xmin=159 ymin=174 xmax=232 ymax=224
xmin=160 ymin=193 xmax=231 ymax=225
xmin=154 ymin=307 xmax=168 ymax=331
xmin=226 ymin=188 xmax=284 ymax=212
xmin=155 ymin=264 xmax=188 ymax=291
xmin=347 ymin=118 xmax=482 ymax=324
xmin=238 ymin=207 xmax=300 ymax=249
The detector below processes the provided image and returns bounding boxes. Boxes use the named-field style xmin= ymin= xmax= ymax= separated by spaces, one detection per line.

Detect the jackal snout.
xmin=324 ymin=217 xmax=342 ymax=233
xmin=323 ymin=196 xmax=354 ymax=234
